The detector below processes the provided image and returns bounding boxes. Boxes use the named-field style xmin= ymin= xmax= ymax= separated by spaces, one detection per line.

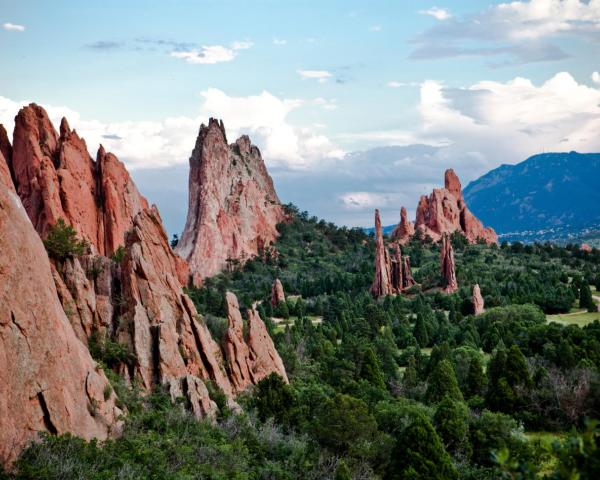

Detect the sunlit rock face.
xmin=177 ymin=119 xmax=285 ymax=284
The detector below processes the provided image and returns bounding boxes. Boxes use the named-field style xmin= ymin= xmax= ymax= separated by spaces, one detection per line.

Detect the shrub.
xmin=43 ymin=219 xmax=88 ymax=261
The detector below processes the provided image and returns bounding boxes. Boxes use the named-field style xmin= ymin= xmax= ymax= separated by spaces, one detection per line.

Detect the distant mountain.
xmin=463 ymin=152 xmax=600 ymax=244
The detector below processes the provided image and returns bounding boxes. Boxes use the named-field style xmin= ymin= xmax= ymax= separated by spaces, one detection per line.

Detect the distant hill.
xmin=463 ymin=152 xmax=600 ymax=245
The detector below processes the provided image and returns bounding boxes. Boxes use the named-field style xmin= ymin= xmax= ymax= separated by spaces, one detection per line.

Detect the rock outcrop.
xmin=10 ymin=104 xmax=148 ymax=256
xmin=176 ymin=119 xmax=285 ymax=284
xmin=395 ymin=169 xmax=497 ymax=245
xmin=271 ymin=278 xmax=285 ymax=306
xmin=371 ymin=209 xmax=393 ymax=298
xmin=223 ymin=291 xmax=289 ymax=392
xmin=440 ymin=234 xmax=458 ymax=293
xmin=0 ymin=125 xmax=14 ymax=191
xmin=472 ymin=284 xmax=484 ymax=315
xmin=118 ymin=206 xmax=234 ymax=414
xmin=392 ymin=207 xmax=415 ymax=243
xmin=247 ymin=307 xmax=288 ymax=383
xmin=402 ymin=255 xmax=416 ymax=290
xmin=0 ymin=182 xmax=121 ymax=466
xmin=581 ymin=243 xmax=593 ymax=253
xmin=390 ymin=244 xmax=403 ymax=293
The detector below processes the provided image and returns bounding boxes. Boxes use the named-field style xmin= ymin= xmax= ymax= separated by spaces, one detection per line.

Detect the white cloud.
xmin=0 ymin=87 xmax=341 ymax=171
xmin=297 ymin=69 xmax=332 ymax=83
xmin=413 ymin=0 xmax=600 ymax=63
xmin=171 ymin=41 xmax=252 ymax=64
xmin=592 ymin=71 xmax=600 ymax=84
xmin=312 ymin=97 xmax=338 ymax=110
xmin=386 ymin=81 xmax=420 ymax=88
xmin=369 ymin=25 xmax=382 ymax=32
xmin=273 ymin=37 xmax=287 ymax=45
xmin=418 ymin=7 xmax=452 ymax=20
xmin=340 ymin=192 xmax=389 ymax=210
xmin=2 ymin=23 xmax=25 ymax=32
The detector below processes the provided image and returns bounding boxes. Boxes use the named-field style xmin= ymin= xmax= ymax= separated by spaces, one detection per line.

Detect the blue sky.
xmin=2 ymin=0 xmax=600 ymax=234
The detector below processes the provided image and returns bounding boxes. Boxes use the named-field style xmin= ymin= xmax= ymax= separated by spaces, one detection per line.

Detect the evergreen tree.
xmin=414 ymin=314 xmax=429 ymax=348
xmin=391 ymin=412 xmax=458 ymax=480
xmin=580 ymin=282 xmax=597 ymax=312
xmin=334 ymin=460 xmax=352 ymax=480
xmin=426 ymin=360 xmax=463 ymax=403
xmin=359 ymin=347 xmax=386 ymax=389
xmin=434 ymin=396 xmax=472 ymax=458
xmin=465 ymin=356 xmax=486 ymax=399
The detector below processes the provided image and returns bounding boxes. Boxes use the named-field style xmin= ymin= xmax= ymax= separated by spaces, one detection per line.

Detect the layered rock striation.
xmin=395 ymin=169 xmax=497 ymax=245
xmin=371 ymin=209 xmax=393 ymax=298
xmin=0 ymin=182 xmax=122 ymax=466
xmin=176 ymin=119 xmax=285 ymax=284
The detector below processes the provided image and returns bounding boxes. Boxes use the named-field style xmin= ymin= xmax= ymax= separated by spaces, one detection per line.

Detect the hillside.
xmin=464 ymin=152 xmax=600 ymax=244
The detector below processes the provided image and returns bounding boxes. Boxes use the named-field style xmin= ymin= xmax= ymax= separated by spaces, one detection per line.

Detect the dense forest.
xmin=6 ymin=204 xmax=600 ymax=479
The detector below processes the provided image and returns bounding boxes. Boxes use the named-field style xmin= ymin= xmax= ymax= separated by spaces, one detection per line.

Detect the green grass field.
xmin=547 ymin=311 xmax=600 ymax=327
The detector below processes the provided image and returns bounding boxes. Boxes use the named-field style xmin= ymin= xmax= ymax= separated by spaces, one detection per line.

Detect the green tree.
xmin=360 ymin=346 xmax=386 ymax=389
xmin=426 ymin=359 xmax=463 ymax=403
xmin=580 ymin=282 xmax=597 ymax=312
xmin=334 ymin=460 xmax=352 ymax=480
xmin=464 ymin=356 xmax=486 ymax=399
xmin=414 ymin=313 xmax=429 ymax=348
xmin=434 ymin=396 xmax=472 ymax=458
xmin=43 ymin=218 xmax=88 ymax=261
xmin=252 ymin=373 xmax=296 ymax=425
xmin=392 ymin=412 xmax=458 ymax=480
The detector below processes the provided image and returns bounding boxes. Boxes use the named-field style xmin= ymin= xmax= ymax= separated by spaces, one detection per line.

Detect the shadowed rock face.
xmin=0 ymin=182 xmax=121 ymax=466
xmin=440 ymin=234 xmax=458 ymax=294
xmin=371 ymin=209 xmax=392 ymax=298
xmin=395 ymin=169 xmax=497 ymax=245
xmin=118 ymin=207 xmax=234 ymax=413
xmin=176 ymin=119 xmax=285 ymax=284
xmin=472 ymin=284 xmax=485 ymax=315
xmin=9 ymin=104 xmax=148 ymax=256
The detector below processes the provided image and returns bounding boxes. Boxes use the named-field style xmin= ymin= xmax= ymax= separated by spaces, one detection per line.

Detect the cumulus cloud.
xmin=171 ymin=41 xmax=252 ymax=64
xmin=0 ymin=88 xmax=340 ymax=171
xmin=2 ymin=22 xmax=25 ymax=32
xmin=412 ymin=0 xmax=600 ymax=64
xmin=592 ymin=71 xmax=600 ymax=84
xmin=297 ymin=69 xmax=332 ymax=83
xmin=418 ymin=7 xmax=452 ymax=20
xmin=386 ymin=81 xmax=420 ymax=88
xmin=273 ymin=37 xmax=287 ymax=45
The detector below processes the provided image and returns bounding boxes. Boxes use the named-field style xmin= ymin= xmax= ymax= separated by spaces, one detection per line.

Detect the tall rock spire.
xmin=440 ymin=233 xmax=458 ymax=293
xmin=176 ymin=119 xmax=285 ymax=284
xmin=392 ymin=206 xmax=415 ymax=244
xmin=370 ymin=209 xmax=392 ymax=298
xmin=472 ymin=284 xmax=485 ymax=315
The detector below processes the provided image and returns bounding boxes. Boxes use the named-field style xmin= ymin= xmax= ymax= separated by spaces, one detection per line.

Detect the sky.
xmin=1 ymin=0 xmax=600 ymax=234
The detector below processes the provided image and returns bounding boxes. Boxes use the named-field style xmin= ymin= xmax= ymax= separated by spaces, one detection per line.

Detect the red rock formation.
xmin=271 ymin=278 xmax=285 ymax=306
xmin=440 ymin=234 xmax=458 ymax=293
xmin=176 ymin=120 xmax=285 ymax=284
xmin=581 ymin=243 xmax=593 ymax=253
xmin=0 ymin=182 xmax=121 ymax=466
xmin=0 ymin=150 xmax=13 ymax=192
xmin=390 ymin=244 xmax=403 ymax=293
xmin=223 ymin=291 xmax=255 ymax=392
xmin=402 ymin=255 xmax=417 ymax=290
xmin=247 ymin=307 xmax=288 ymax=383
xmin=412 ymin=169 xmax=497 ymax=244
xmin=118 ymin=206 xmax=233 ymax=415
xmin=0 ymin=125 xmax=14 ymax=191
xmin=392 ymin=207 xmax=415 ymax=244
xmin=51 ymin=255 xmax=118 ymax=344
xmin=10 ymin=104 xmax=148 ymax=256
xmin=371 ymin=209 xmax=393 ymax=298
xmin=472 ymin=284 xmax=484 ymax=315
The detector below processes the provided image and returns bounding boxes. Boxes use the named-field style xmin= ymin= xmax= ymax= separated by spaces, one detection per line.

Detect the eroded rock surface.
xmin=10 ymin=104 xmax=148 ymax=255
xmin=472 ymin=284 xmax=484 ymax=315
xmin=371 ymin=209 xmax=392 ymax=298
xmin=440 ymin=234 xmax=458 ymax=293
xmin=271 ymin=278 xmax=285 ymax=306
xmin=177 ymin=119 xmax=285 ymax=284
xmin=392 ymin=207 xmax=415 ymax=244
xmin=0 ymin=182 xmax=121 ymax=466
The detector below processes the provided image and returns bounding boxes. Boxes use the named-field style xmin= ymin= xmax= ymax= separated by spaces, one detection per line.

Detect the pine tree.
xmin=360 ymin=347 xmax=386 ymax=389
xmin=434 ymin=396 xmax=472 ymax=457
xmin=426 ymin=359 xmax=463 ymax=403
xmin=580 ymin=282 xmax=597 ymax=312
xmin=414 ymin=314 xmax=429 ymax=348
xmin=465 ymin=356 xmax=486 ymax=398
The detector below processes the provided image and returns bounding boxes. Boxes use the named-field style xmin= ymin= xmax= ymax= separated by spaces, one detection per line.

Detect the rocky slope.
xmin=0 ymin=181 xmax=122 ymax=466
xmin=0 ymin=105 xmax=289 ymax=466
xmin=393 ymin=169 xmax=497 ymax=245
xmin=9 ymin=104 xmax=148 ymax=256
xmin=176 ymin=119 xmax=285 ymax=284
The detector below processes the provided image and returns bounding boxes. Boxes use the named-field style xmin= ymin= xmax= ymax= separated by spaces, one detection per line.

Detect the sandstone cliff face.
xmin=271 ymin=278 xmax=285 ymax=306
xmin=223 ymin=291 xmax=289 ymax=392
xmin=371 ymin=209 xmax=393 ymax=298
xmin=440 ymin=234 xmax=458 ymax=293
xmin=0 ymin=125 xmax=14 ymax=191
xmin=176 ymin=120 xmax=285 ymax=284
xmin=472 ymin=284 xmax=484 ymax=315
xmin=396 ymin=169 xmax=497 ymax=245
xmin=0 ymin=182 xmax=121 ymax=465
xmin=118 ymin=206 xmax=233 ymax=414
xmin=9 ymin=104 xmax=148 ymax=256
